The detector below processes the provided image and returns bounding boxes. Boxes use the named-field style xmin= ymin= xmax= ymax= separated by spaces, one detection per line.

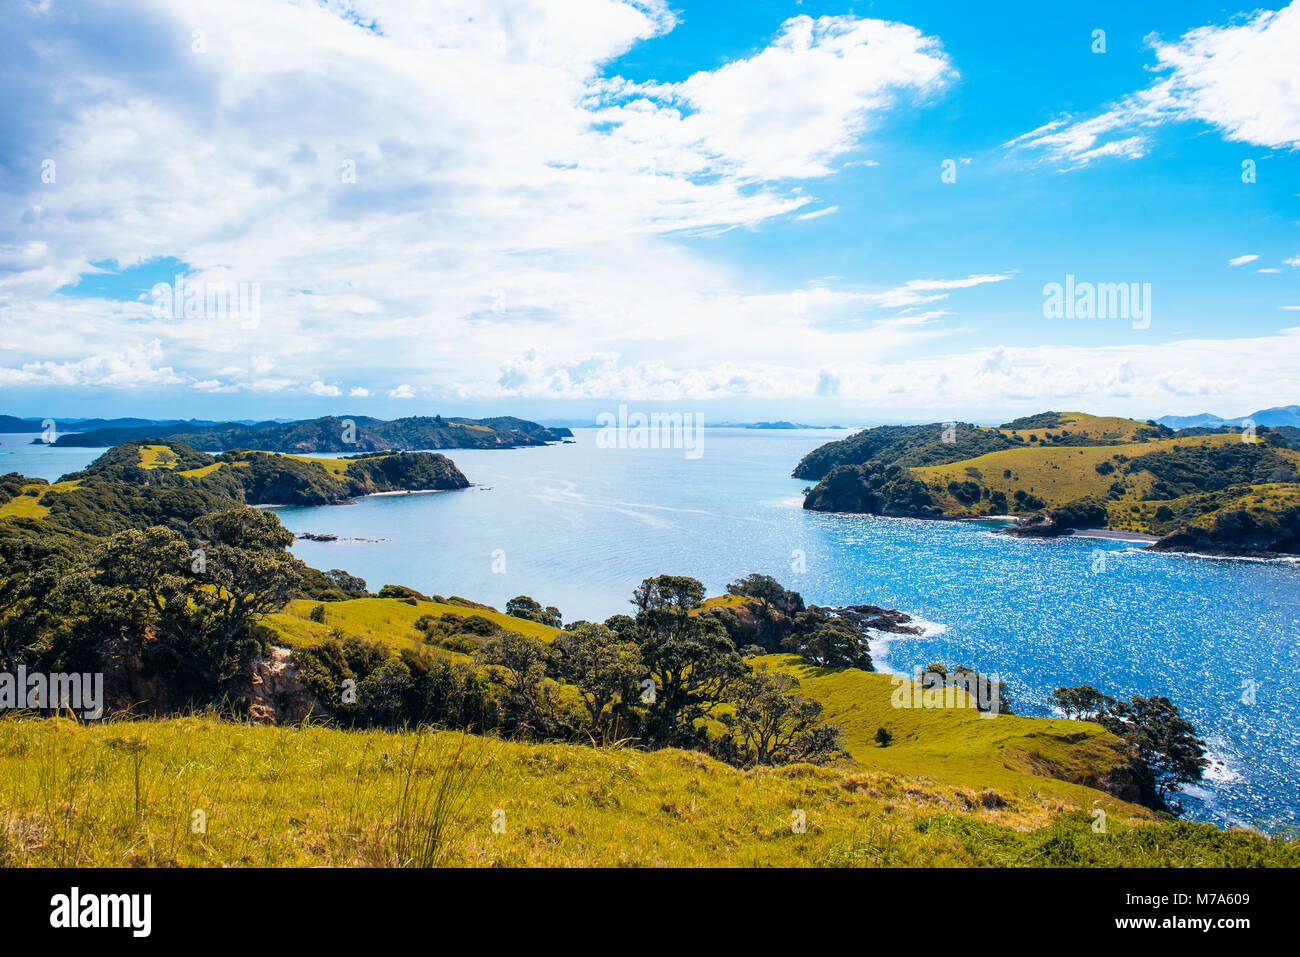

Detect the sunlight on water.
xmin=12 ymin=429 xmax=1299 ymax=828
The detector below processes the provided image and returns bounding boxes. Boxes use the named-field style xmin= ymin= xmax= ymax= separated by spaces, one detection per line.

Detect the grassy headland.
xmin=798 ymin=412 xmax=1300 ymax=554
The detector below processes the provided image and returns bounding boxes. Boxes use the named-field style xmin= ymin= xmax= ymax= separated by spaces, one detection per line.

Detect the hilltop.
xmin=798 ymin=412 xmax=1300 ymax=555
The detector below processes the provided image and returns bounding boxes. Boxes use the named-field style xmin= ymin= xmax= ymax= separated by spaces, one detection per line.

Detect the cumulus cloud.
xmin=437 ymin=330 xmax=1300 ymax=420
xmin=1008 ymin=3 xmax=1300 ymax=167
xmin=0 ymin=1 xmax=960 ymax=402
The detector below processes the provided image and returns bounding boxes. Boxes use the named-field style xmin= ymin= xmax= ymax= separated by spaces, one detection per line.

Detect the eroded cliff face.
xmin=228 ymin=646 xmax=318 ymax=724
xmin=99 ymin=632 xmax=317 ymax=724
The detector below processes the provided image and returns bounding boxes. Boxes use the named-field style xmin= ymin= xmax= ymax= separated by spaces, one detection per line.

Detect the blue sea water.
xmin=6 ymin=428 xmax=1299 ymax=828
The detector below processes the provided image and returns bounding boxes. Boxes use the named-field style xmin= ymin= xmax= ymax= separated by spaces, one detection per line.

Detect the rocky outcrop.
xmin=833 ymin=604 xmax=921 ymax=635
xmin=1003 ymin=513 xmax=1073 ymax=538
xmin=100 ymin=632 xmax=317 ymax=724
xmin=229 ymin=646 xmax=317 ymax=725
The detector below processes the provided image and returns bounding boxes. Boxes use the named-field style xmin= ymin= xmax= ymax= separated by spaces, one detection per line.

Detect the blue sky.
xmin=1 ymin=0 xmax=1298 ymax=423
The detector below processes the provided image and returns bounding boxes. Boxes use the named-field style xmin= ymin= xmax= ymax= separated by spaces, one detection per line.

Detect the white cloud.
xmin=795 ymin=206 xmax=839 ymax=221
xmin=589 ymin=15 xmax=952 ymax=182
xmin=1229 ymin=254 xmax=1259 ymax=266
xmin=436 ymin=330 xmax=1300 ymax=421
xmin=0 ymin=339 xmax=183 ymax=388
xmin=389 ymin=384 xmax=416 ymax=399
xmin=0 ymin=1 xmax=959 ymax=402
xmin=1008 ymin=3 xmax=1300 ymax=167
xmin=349 ymin=386 xmax=371 ymax=397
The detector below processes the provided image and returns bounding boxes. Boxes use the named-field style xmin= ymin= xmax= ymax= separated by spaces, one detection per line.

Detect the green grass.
xmin=0 ymin=480 xmax=81 ymax=520
xmin=760 ymin=655 xmax=1140 ymax=815
xmin=262 ymin=597 xmax=563 ymax=652
xmin=914 ymin=433 xmax=1247 ymax=519
xmin=278 ymin=453 xmax=355 ymax=478
xmin=138 ymin=444 xmax=182 ymax=469
xmin=1 ymin=716 xmax=1293 ymax=867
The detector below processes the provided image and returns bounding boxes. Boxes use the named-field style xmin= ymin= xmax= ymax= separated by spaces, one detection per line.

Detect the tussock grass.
xmin=2 ymin=715 xmax=1294 ymax=867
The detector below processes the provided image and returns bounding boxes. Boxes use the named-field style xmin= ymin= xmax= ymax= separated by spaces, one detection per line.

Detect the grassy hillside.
xmin=0 ymin=479 xmax=80 ymax=520
xmin=994 ymin=412 xmax=1166 ymax=445
xmin=801 ymin=411 xmax=1300 ymax=547
xmin=262 ymin=596 xmax=563 ymax=652
xmin=761 ymin=655 xmax=1135 ymax=812
xmin=913 ymin=433 xmax=1246 ymax=514
xmin=2 ymin=716 xmax=1294 ymax=867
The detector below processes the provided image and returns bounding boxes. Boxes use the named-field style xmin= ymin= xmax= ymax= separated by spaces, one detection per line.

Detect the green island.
xmin=41 ymin=413 xmax=571 ymax=453
xmin=797 ymin=411 xmax=1300 ymax=556
xmin=2 ymin=436 xmax=1294 ymax=867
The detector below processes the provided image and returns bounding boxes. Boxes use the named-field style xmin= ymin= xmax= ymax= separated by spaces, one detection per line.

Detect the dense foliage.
xmin=293 ymin=574 xmax=848 ymax=769
xmin=1128 ymin=439 xmax=1295 ymax=498
xmin=801 ymin=462 xmax=940 ymax=516
xmin=792 ymin=422 xmax=1016 ymax=480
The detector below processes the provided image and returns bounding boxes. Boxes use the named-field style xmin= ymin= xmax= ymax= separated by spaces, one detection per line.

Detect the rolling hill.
xmin=799 ymin=412 xmax=1300 ymax=553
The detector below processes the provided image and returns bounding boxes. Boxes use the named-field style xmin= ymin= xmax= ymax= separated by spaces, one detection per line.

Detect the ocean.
xmin=5 ymin=427 xmax=1299 ymax=827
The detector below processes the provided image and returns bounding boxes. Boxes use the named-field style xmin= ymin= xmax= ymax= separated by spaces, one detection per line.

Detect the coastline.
xmin=1071 ymin=528 xmax=1160 ymax=543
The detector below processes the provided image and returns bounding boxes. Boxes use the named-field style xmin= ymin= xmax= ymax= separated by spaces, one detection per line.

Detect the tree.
xmin=0 ymin=525 xmax=85 ymax=669
xmin=723 ymin=669 xmax=846 ymax=767
xmin=1099 ymin=695 xmax=1208 ymax=813
xmin=628 ymin=575 xmax=745 ymax=747
xmin=474 ymin=630 xmax=570 ymax=738
xmin=631 ymin=574 xmax=705 ymax=614
xmin=62 ymin=508 xmax=305 ymax=693
xmin=1051 ymin=685 xmax=1115 ymax=721
xmin=552 ymin=623 xmax=643 ymax=742
xmin=875 ymin=727 xmax=893 ymax=747
xmin=781 ymin=609 xmax=872 ymax=670
xmin=505 ymin=595 xmax=562 ymax=628
xmin=725 ymin=573 xmax=804 ymax=615
xmin=325 ymin=568 xmax=368 ymax=593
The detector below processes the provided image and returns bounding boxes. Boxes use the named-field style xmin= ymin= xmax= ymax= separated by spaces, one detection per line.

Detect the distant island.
xmin=720 ymin=420 xmax=846 ymax=430
xmin=795 ymin=411 xmax=1300 ymax=557
xmin=14 ymin=413 xmax=571 ymax=453
xmin=537 ymin=418 xmax=845 ymax=430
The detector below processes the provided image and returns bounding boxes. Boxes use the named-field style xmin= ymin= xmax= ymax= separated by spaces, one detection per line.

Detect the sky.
xmin=1 ymin=0 xmax=1298 ymax=424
